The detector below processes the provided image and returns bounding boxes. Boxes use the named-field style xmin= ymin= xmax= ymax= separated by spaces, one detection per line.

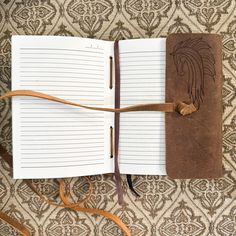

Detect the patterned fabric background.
xmin=0 ymin=0 xmax=236 ymax=235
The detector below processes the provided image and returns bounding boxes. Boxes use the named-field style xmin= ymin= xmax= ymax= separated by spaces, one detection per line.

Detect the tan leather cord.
xmin=25 ymin=180 xmax=131 ymax=236
xmin=0 ymin=90 xmax=175 ymax=113
xmin=0 ymin=145 xmax=132 ymax=236
xmin=26 ymin=180 xmax=131 ymax=236
xmin=59 ymin=180 xmax=132 ymax=236
xmin=25 ymin=179 xmax=131 ymax=236
xmin=0 ymin=89 xmax=197 ymax=115
xmin=0 ymin=210 xmax=31 ymax=236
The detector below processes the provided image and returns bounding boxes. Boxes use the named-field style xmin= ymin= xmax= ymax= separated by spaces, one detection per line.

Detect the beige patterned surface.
xmin=0 ymin=0 xmax=236 ymax=235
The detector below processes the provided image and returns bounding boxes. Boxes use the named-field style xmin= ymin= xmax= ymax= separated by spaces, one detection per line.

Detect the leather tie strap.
xmin=0 ymin=89 xmax=196 ymax=115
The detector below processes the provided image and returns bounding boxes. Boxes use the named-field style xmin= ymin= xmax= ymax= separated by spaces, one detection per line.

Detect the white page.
xmin=118 ymin=38 xmax=166 ymax=175
xmin=12 ymin=36 xmax=114 ymax=179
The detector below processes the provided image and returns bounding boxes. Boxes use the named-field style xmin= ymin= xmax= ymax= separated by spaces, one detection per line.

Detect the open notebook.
xmin=12 ymin=36 xmax=166 ymax=179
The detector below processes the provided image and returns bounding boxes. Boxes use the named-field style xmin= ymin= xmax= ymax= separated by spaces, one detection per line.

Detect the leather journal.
xmin=1 ymin=33 xmax=223 ymax=180
xmin=0 ymin=34 xmax=223 ymax=235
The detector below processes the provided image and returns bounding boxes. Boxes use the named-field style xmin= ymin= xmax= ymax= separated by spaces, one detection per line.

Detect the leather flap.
xmin=165 ymin=33 xmax=223 ymax=179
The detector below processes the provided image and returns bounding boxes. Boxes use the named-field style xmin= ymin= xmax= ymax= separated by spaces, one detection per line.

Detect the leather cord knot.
xmin=175 ymin=101 xmax=197 ymax=116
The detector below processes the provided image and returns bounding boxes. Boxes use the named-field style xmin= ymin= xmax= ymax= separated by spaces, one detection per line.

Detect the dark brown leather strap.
xmin=114 ymin=41 xmax=124 ymax=206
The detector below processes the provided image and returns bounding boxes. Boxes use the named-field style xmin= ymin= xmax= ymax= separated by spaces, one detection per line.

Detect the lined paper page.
xmin=12 ymin=36 xmax=114 ymax=179
xmin=119 ymin=38 xmax=166 ymax=175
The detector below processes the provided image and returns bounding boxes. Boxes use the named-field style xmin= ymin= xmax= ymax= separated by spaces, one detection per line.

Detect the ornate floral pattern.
xmin=109 ymin=20 xmax=133 ymax=40
xmin=17 ymin=181 xmax=51 ymax=219
xmin=188 ymin=171 xmax=236 ymax=216
xmin=67 ymin=0 xmax=114 ymax=37
xmin=11 ymin=0 xmax=57 ymax=34
xmin=0 ymin=30 xmax=11 ymax=89
xmin=167 ymin=16 xmax=192 ymax=34
xmin=45 ymin=209 xmax=91 ymax=236
xmin=72 ymin=175 xmax=116 ymax=210
xmin=182 ymin=0 xmax=233 ymax=32
xmin=101 ymin=207 xmax=148 ymax=236
xmin=54 ymin=23 xmax=74 ymax=36
xmin=223 ymin=115 xmax=236 ymax=159
xmin=0 ymin=178 xmax=7 ymax=204
xmin=0 ymin=0 xmax=236 ymax=235
xmin=124 ymin=0 xmax=172 ymax=36
xmin=159 ymin=200 xmax=206 ymax=236
xmin=222 ymin=19 xmax=236 ymax=70
xmin=0 ymin=29 xmax=11 ymax=151
xmin=216 ymin=206 xmax=236 ymax=235
xmin=131 ymin=176 xmax=177 ymax=218
xmin=223 ymin=76 xmax=236 ymax=112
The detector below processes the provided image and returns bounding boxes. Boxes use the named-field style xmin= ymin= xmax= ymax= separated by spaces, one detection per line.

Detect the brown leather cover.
xmin=166 ymin=33 xmax=223 ymax=179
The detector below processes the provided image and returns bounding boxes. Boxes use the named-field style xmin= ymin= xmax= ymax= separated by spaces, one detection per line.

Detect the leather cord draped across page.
xmin=0 ymin=89 xmax=196 ymax=115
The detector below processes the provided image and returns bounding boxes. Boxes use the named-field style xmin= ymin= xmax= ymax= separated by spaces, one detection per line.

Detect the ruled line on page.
xmin=21 ymin=153 xmax=104 ymax=159
xmin=20 ymin=120 xmax=105 ymax=124
xmin=119 ymin=163 xmax=165 ymax=166
xmin=19 ymin=47 xmax=102 ymax=50
xmin=21 ymin=159 xmax=103 ymax=164
xmin=20 ymin=71 xmax=104 ymax=75
xmin=119 ymin=157 xmax=165 ymax=161
xmin=20 ymin=66 xmax=105 ymax=72
xmin=120 ymin=72 xmax=164 ymax=76
xmin=20 ymin=85 xmax=104 ymax=89
xmin=18 ymin=88 xmax=104 ymax=93
xmin=18 ymin=94 xmax=105 ymax=98
xmin=21 ymin=141 xmax=104 ymax=146
xmin=121 ymin=80 xmax=165 ymax=84
xmin=119 ymin=50 xmax=165 ymax=54
xmin=20 ymin=57 xmax=104 ymax=62
xmin=21 ymin=137 xmax=104 ymax=141
xmin=21 ymin=163 xmax=104 ymax=168
xmin=20 ymin=52 xmax=104 ymax=56
xmin=20 ymin=52 xmax=104 ymax=57
xmin=121 ymin=63 xmax=165 ymax=67
xmin=119 ymin=153 xmax=165 ymax=157
xmin=20 ymin=145 xmax=104 ymax=150
xmin=20 ymin=76 xmax=105 ymax=80
xmin=20 ymin=132 xmax=104 ymax=137
xmin=21 ymin=129 xmax=104 ymax=133
xmin=21 ymin=149 xmax=104 ymax=155
xmin=20 ymin=61 xmax=104 ymax=66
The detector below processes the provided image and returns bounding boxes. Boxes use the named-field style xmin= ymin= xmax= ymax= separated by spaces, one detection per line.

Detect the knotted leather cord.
xmin=0 ymin=145 xmax=132 ymax=236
